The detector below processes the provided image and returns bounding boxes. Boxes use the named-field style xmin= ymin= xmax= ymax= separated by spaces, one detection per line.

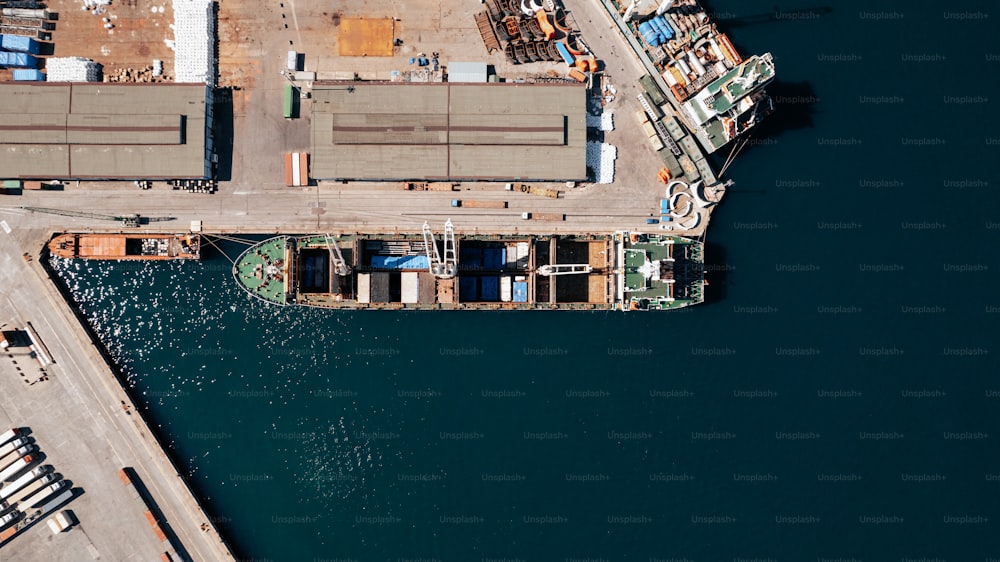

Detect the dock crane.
xmin=19 ymin=207 xmax=173 ymax=227
xmin=323 ymin=234 xmax=351 ymax=276
xmin=421 ymin=219 xmax=457 ymax=278
xmin=537 ymin=264 xmax=593 ymax=276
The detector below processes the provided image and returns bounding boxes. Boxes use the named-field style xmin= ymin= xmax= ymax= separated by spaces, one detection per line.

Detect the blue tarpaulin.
xmin=370 ymin=254 xmax=430 ymax=270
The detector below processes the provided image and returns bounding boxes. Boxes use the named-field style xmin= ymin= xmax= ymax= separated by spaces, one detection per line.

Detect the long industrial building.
xmin=0 ymin=82 xmax=212 ymax=180
xmin=310 ymin=81 xmax=587 ymax=182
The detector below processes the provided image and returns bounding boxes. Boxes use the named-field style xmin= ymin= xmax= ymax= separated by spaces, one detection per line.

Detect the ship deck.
xmin=232 ymin=232 xmax=702 ymax=311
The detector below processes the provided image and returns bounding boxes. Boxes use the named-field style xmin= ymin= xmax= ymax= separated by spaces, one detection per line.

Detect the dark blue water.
xmin=49 ymin=1 xmax=1000 ymax=560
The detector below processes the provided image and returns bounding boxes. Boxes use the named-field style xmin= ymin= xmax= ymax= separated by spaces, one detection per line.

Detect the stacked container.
xmin=0 ymin=35 xmax=41 ymax=54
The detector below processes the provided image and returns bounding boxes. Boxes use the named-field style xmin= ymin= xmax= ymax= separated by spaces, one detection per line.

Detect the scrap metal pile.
xmin=476 ymin=0 xmax=587 ymax=65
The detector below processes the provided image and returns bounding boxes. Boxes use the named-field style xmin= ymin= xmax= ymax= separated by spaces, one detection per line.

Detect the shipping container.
xmin=1 ymin=8 xmax=51 ymax=18
xmin=12 ymin=68 xmax=44 ymax=81
xmin=0 ymin=51 xmax=37 ymax=68
xmin=286 ymin=50 xmax=299 ymax=71
xmin=480 ymin=276 xmax=499 ymax=302
xmin=532 ymin=213 xmax=565 ymax=221
xmin=500 ymin=276 xmax=512 ymax=302
xmin=418 ymin=272 xmax=436 ymax=304
xmin=400 ymin=272 xmax=419 ymax=304
xmin=483 ymin=248 xmax=504 ymax=270
xmin=283 ymin=84 xmax=295 ymax=119
xmin=357 ymin=273 xmax=371 ymax=304
xmin=459 ymin=247 xmax=483 ymax=269
xmin=513 ymin=281 xmax=528 ymax=303
xmin=293 ymin=71 xmax=315 ymax=82
xmin=516 ymin=242 xmax=529 ymax=269
xmin=1 ymin=34 xmax=40 ymax=54
xmin=283 ymin=152 xmax=308 ymax=186
xmin=459 ymin=276 xmax=478 ymax=301
xmin=2 ymin=180 xmax=22 ymax=189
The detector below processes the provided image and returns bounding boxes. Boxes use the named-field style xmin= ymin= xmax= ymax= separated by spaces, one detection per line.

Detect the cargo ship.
xmin=620 ymin=0 xmax=776 ymax=154
xmin=233 ymin=224 xmax=704 ymax=311
xmin=48 ymin=234 xmax=200 ymax=260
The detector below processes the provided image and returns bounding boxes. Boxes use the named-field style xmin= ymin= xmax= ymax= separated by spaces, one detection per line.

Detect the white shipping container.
xmin=287 ymin=50 xmax=298 ymax=71
xmin=500 ymin=277 xmax=512 ymax=302
xmin=401 ymin=272 xmax=419 ymax=304
xmin=357 ymin=274 xmax=371 ymax=304
xmin=516 ymin=243 xmax=529 ymax=268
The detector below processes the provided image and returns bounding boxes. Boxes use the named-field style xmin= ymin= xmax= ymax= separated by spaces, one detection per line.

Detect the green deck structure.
xmin=234 ymin=237 xmax=288 ymax=305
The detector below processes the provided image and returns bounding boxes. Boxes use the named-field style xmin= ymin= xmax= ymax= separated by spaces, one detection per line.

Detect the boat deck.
xmin=233 ymin=237 xmax=289 ymax=305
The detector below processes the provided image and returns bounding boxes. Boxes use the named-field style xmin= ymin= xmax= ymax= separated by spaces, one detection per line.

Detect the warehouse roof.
xmin=0 ymin=83 xmax=210 ymax=179
xmin=310 ymin=82 xmax=586 ymax=181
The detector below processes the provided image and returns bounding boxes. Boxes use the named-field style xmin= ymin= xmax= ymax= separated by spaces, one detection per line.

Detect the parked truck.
xmin=20 ymin=480 xmax=67 ymax=511
xmin=0 ymin=444 xmax=35 ymax=472
xmin=0 ymin=465 xmax=51 ymax=501
xmin=0 ymin=429 xmax=18 ymax=449
xmin=0 ymin=455 xmax=33 ymax=482
xmin=506 ymin=183 xmax=560 ymax=198
xmin=451 ymin=200 xmax=507 ymax=208
xmin=0 ymin=438 xmax=27 ymax=462
xmin=520 ymin=212 xmax=565 ymax=221
xmin=1 ymin=473 xmax=55 ymax=507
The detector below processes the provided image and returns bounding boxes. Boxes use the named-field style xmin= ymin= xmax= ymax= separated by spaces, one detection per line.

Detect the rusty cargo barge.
xmin=48 ymin=233 xmax=201 ymax=260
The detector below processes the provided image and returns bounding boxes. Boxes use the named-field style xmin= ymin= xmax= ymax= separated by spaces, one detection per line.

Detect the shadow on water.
xmin=708 ymin=4 xmax=834 ymax=29
xmin=212 ymin=87 xmax=235 ymax=182
xmin=710 ymin=79 xmax=819 ymax=163
xmin=703 ymin=240 xmax=728 ymax=304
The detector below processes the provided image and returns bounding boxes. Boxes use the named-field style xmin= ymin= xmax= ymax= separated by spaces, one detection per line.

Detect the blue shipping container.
xmin=480 ymin=276 xmax=499 ymax=302
xmin=1 ymin=34 xmax=41 ymax=54
xmin=555 ymin=41 xmax=574 ymax=65
xmin=512 ymin=282 xmax=528 ymax=303
xmin=459 ymin=276 xmax=478 ymax=301
xmin=0 ymin=51 xmax=37 ymax=68
xmin=12 ymin=69 xmax=45 ymax=81
xmin=483 ymin=248 xmax=503 ymax=271
xmin=370 ymin=254 xmax=429 ymax=270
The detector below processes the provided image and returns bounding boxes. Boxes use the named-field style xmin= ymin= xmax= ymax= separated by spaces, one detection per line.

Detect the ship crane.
xmin=323 ymin=233 xmax=351 ymax=276
xmin=537 ymin=264 xmax=593 ymax=276
xmin=421 ymin=220 xmax=458 ymax=278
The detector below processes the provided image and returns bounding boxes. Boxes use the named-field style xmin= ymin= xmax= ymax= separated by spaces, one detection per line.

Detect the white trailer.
xmin=21 ymin=480 xmax=68 ymax=510
xmin=0 ymin=438 xmax=28 ymax=463
xmin=0 ymin=455 xmax=34 ymax=482
xmin=0 ymin=445 xmax=35 ymax=474
xmin=1 ymin=473 xmax=55 ymax=507
xmin=0 ymin=466 xmax=51 ymax=500
xmin=0 ymin=429 xmax=20 ymax=449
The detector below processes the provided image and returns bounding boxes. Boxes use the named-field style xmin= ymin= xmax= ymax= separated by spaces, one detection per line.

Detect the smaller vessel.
xmin=48 ymin=234 xmax=200 ymax=260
